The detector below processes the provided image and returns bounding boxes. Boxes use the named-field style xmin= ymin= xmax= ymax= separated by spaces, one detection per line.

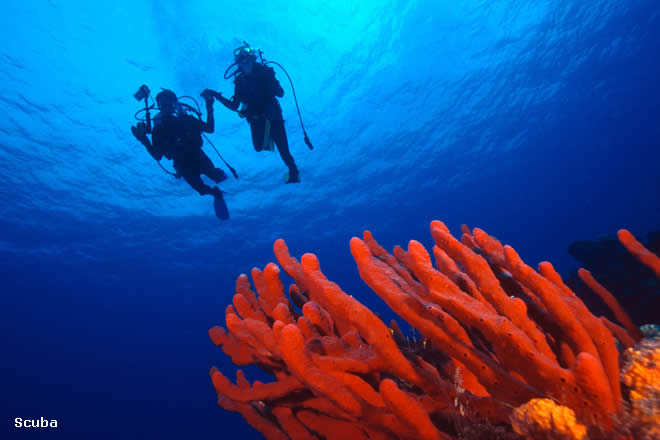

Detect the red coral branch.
xmin=578 ymin=268 xmax=643 ymax=342
xmin=208 ymin=221 xmax=654 ymax=438
xmin=618 ymin=229 xmax=660 ymax=277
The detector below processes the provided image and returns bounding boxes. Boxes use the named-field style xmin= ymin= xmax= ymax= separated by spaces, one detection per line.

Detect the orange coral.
xmin=208 ymin=221 xmax=654 ymax=439
xmin=511 ymin=398 xmax=587 ymax=440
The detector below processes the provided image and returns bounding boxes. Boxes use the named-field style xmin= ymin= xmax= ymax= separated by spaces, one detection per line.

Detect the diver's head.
xmin=234 ymin=46 xmax=257 ymax=75
xmin=156 ymin=89 xmax=178 ymax=115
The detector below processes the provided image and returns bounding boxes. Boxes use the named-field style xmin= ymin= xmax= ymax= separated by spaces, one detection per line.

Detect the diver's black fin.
xmin=214 ymin=195 xmax=229 ymax=220
xmin=284 ymin=170 xmax=301 ymax=184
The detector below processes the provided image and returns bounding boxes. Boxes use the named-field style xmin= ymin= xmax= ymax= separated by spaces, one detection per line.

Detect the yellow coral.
xmin=622 ymin=342 xmax=660 ymax=425
xmin=511 ymin=398 xmax=587 ymax=440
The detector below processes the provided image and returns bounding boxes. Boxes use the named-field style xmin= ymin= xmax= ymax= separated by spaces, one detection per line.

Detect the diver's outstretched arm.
xmin=201 ymin=95 xmax=215 ymax=133
xmin=205 ymin=89 xmax=240 ymax=112
xmin=131 ymin=123 xmax=163 ymax=161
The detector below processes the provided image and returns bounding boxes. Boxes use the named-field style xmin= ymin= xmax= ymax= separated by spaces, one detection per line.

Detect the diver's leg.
xmin=271 ymin=119 xmax=299 ymax=182
xmin=182 ymin=170 xmax=227 ymax=219
xmin=249 ymin=119 xmax=265 ymax=152
xmin=182 ymin=172 xmax=219 ymax=197
xmin=199 ymin=152 xmax=227 ymax=183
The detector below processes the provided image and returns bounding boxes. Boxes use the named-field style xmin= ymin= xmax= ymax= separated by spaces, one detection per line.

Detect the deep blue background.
xmin=1 ymin=1 xmax=659 ymax=439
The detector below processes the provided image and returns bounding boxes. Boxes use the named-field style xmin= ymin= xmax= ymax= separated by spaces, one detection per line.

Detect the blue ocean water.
xmin=1 ymin=0 xmax=658 ymax=438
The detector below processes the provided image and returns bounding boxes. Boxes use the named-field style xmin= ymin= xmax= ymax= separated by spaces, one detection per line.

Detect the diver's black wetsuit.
xmin=218 ymin=64 xmax=298 ymax=178
xmin=148 ymin=113 xmax=227 ymax=195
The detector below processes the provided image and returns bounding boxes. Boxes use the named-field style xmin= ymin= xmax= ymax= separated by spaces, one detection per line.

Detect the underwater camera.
xmin=133 ymin=84 xmax=153 ymax=134
xmin=133 ymin=84 xmax=150 ymax=101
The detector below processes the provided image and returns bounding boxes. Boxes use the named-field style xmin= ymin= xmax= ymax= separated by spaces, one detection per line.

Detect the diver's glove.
xmin=201 ymin=93 xmax=215 ymax=108
xmin=201 ymin=89 xmax=221 ymax=100
xmin=131 ymin=122 xmax=148 ymax=144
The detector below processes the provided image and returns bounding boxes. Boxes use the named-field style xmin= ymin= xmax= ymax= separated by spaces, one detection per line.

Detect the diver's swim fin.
xmin=284 ymin=170 xmax=301 ymax=184
xmin=214 ymin=195 xmax=229 ymax=220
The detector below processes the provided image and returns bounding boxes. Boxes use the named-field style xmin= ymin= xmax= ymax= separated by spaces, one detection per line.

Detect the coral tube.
xmin=208 ymin=222 xmax=656 ymax=439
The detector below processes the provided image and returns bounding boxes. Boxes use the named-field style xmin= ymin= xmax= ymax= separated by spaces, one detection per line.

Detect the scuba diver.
xmin=131 ymin=87 xmax=230 ymax=220
xmin=203 ymin=42 xmax=314 ymax=184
